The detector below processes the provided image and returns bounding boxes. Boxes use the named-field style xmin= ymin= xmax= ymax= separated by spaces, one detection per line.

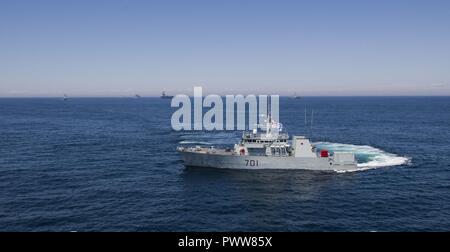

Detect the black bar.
xmin=0 ymin=232 xmax=448 ymax=250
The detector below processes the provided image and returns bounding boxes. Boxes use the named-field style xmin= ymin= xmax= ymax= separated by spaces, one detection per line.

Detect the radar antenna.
xmin=310 ymin=109 xmax=314 ymax=141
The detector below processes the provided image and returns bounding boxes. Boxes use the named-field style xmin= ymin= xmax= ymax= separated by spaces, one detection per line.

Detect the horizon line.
xmin=1 ymin=95 xmax=450 ymax=98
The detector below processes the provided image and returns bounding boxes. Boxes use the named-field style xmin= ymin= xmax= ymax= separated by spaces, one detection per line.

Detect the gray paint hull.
xmin=180 ymin=151 xmax=358 ymax=171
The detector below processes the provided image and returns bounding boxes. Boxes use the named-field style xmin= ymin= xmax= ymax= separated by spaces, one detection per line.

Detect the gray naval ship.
xmin=177 ymin=115 xmax=357 ymax=172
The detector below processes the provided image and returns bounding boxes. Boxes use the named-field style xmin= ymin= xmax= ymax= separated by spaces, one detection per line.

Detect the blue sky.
xmin=1 ymin=0 xmax=450 ymax=96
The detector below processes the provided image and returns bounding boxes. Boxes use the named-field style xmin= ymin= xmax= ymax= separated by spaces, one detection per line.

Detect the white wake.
xmin=314 ymin=142 xmax=410 ymax=170
xmin=179 ymin=140 xmax=213 ymax=145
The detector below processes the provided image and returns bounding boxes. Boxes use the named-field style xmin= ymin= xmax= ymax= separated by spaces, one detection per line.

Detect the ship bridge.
xmin=242 ymin=132 xmax=289 ymax=142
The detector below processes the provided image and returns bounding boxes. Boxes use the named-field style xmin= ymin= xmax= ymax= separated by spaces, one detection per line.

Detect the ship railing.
xmin=242 ymin=132 xmax=289 ymax=140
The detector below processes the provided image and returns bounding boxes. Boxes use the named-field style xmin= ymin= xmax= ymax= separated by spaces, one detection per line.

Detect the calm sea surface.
xmin=0 ymin=97 xmax=449 ymax=231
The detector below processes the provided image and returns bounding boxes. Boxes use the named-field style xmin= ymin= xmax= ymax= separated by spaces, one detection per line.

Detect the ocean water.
xmin=0 ymin=97 xmax=449 ymax=231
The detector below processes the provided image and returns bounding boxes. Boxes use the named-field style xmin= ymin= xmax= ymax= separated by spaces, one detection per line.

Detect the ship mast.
xmin=265 ymin=95 xmax=271 ymax=136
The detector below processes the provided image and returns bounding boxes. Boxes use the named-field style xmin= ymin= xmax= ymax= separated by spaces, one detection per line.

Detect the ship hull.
xmin=180 ymin=151 xmax=358 ymax=171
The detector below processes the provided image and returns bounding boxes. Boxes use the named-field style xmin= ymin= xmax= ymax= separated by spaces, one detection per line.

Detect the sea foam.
xmin=314 ymin=142 xmax=410 ymax=171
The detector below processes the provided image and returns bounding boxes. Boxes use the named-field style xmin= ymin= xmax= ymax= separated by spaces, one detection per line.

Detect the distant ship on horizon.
xmin=63 ymin=94 xmax=68 ymax=101
xmin=161 ymin=91 xmax=173 ymax=99
xmin=292 ymin=93 xmax=301 ymax=99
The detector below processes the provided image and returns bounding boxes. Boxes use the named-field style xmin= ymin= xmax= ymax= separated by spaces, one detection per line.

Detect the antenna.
xmin=304 ymin=106 xmax=307 ymax=126
xmin=265 ymin=95 xmax=270 ymax=136
xmin=310 ymin=109 xmax=314 ymax=141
